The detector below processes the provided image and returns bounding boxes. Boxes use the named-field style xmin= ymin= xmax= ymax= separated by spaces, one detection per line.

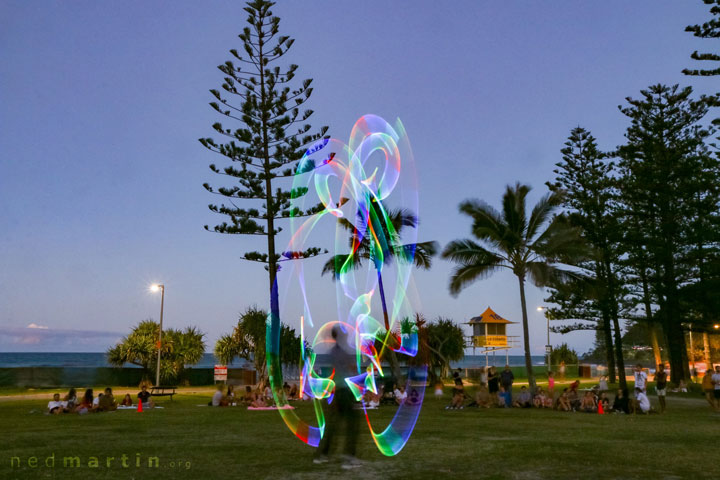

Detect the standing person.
xmin=500 ymin=365 xmax=515 ymax=405
xmin=487 ymin=366 xmax=499 ymax=405
xmin=315 ymin=325 xmax=362 ymax=469
xmin=559 ymin=361 xmax=566 ymax=380
xmin=598 ymin=375 xmax=608 ymax=392
xmin=702 ymin=368 xmax=715 ymax=408
xmin=633 ymin=364 xmax=647 ymax=393
xmin=479 ymin=367 xmax=488 ymax=385
xmin=547 ymin=371 xmax=555 ymax=398
xmin=712 ymin=365 xmax=720 ymax=412
xmin=653 ymin=364 xmax=667 ymax=413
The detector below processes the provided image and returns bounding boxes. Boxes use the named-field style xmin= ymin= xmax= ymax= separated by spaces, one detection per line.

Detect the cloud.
xmin=26 ymin=323 xmax=49 ymax=329
xmin=0 ymin=326 xmax=124 ymax=351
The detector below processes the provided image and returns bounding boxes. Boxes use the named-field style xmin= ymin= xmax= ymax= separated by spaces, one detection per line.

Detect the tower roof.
xmin=467 ymin=307 xmax=515 ymax=324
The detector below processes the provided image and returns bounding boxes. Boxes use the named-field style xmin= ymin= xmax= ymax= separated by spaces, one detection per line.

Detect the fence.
xmin=0 ymin=367 xmax=257 ymax=388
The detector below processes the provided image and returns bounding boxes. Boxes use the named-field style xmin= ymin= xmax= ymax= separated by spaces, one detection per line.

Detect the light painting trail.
xmin=266 ymin=115 xmax=426 ymax=456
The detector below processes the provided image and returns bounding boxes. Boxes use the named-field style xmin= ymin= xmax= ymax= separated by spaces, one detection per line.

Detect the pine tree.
xmin=546 ymin=127 xmax=627 ymax=388
xmin=683 ymin=0 xmax=720 ymax=77
xmin=616 ymin=84 xmax=718 ymax=383
xmin=199 ymin=1 xmax=328 ymax=381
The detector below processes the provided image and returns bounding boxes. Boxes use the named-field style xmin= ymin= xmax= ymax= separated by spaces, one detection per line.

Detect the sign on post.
xmin=214 ymin=365 xmax=228 ymax=382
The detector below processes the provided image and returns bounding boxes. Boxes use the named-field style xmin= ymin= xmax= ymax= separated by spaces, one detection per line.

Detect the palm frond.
xmin=525 ymin=261 xmax=586 ymax=288
xmin=395 ymin=240 xmax=439 ymax=269
xmin=502 ymin=183 xmax=530 ymax=239
xmin=526 ymin=191 xmax=563 ymax=241
xmin=320 ymin=253 xmax=363 ymax=279
xmin=458 ymin=199 xmax=507 ymax=246
xmin=442 ymin=239 xmax=506 ymax=295
xmin=531 ymin=214 xmax=588 ymax=263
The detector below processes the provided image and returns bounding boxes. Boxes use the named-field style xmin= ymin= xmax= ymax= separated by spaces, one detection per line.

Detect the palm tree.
xmin=321 ymin=200 xmax=438 ymax=380
xmin=442 ymin=183 xmax=584 ymax=390
xmin=321 ymin=202 xmax=438 ymax=332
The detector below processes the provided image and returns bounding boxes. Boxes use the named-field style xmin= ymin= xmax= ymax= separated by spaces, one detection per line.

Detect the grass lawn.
xmin=1 ymin=383 xmax=718 ymax=480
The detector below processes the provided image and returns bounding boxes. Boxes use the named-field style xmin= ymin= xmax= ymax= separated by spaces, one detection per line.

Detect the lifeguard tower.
xmin=466 ymin=306 xmax=519 ymax=366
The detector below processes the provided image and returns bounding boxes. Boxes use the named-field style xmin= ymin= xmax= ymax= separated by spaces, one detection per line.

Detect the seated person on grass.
xmin=242 ymin=386 xmax=254 ymax=405
xmin=63 ymin=388 xmax=77 ymax=412
xmin=633 ymin=388 xmax=651 ymax=414
xmin=120 ymin=394 xmax=133 ymax=407
xmin=394 ymin=385 xmax=408 ymax=405
xmin=497 ymin=386 xmax=510 ymax=407
xmin=98 ymin=387 xmax=117 ymax=412
xmin=75 ymin=389 xmax=96 ymax=414
xmin=556 ymin=388 xmax=571 ymax=412
xmin=475 ymin=383 xmax=491 ymax=408
xmin=251 ymin=389 xmax=267 ymax=408
xmin=513 ymin=386 xmax=532 ymax=408
xmin=598 ymin=392 xmax=610 ymax=411
xmin=137 ymin=385 xmax=154 ymax=408
xmin=288 ymin=383 xmax=299 ymax=400
xmin=364 ymin=390 xmax=380 ymax=409
xmin=567 ymin=387 xmax=580 ymax=411
xmin=211 ymin=384 xmax=225 ymax=407
xmin=447 ymin=390 xmax=465 ymax=409
xmin=532 ymin=387 xmax=548 ymax=408
xmin=580 ymin=391 xmax=597 ymax=413
xmin=406 ymin=388 xmax=422 ymax=406
xmin=48 ymin=393 xmax=65 ymax=415
xmin=611 ymin=389 xmax=629 ymax=414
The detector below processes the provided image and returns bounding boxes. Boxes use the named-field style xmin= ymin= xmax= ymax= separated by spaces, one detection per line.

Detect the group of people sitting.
xmin=361 ymin=384 xmax=422 ymax=409
xmin=210 ymin=380 xmax=301 ymax=408
xmin=445 ymin=364 xmax=672 ymax=414
xmin=47 ymin=385 xmax=155 ymax=414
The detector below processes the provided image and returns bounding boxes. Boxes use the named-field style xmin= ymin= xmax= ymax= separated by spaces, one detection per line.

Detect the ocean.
xmin=0 ymin=352 xmax=546 ymax=369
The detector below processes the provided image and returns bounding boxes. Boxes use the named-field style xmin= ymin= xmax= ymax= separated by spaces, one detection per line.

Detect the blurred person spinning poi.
xmin=314 ymin=324 xmax=362 ymax=469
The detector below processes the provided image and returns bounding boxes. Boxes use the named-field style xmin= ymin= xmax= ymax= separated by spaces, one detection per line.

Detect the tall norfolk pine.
xmin=545 ymin=127 xmax=626 ymax=389
xmin=199 ymin=1 xmax=328 ymax=336
xmin=617 ymin=84 xmax=720 ymax=383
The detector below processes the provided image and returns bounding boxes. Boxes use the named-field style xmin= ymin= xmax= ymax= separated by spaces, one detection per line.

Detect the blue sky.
xmin=1 ymin=0 xmax=717 ymax=353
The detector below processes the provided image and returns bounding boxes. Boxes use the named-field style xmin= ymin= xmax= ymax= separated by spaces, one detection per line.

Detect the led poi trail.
xmin=265 ymin=115 xmax=426 ymax=456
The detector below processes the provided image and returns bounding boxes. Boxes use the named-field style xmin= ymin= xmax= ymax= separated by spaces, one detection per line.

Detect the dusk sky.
xmin=1 ymin=1 xmax=717 ymax=354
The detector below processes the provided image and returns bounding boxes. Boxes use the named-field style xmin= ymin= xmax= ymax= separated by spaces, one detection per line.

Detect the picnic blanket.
xmin=247 ymin=405 xmax=295 ymax=411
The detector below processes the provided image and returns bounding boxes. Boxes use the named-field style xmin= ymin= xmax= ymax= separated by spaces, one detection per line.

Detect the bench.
xmin=150 ymin=386 xmax=176 ymax=401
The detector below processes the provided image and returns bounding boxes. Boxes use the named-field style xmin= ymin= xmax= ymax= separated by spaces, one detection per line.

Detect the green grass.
xmin=1 ymin=385 xmax=718 ymax=480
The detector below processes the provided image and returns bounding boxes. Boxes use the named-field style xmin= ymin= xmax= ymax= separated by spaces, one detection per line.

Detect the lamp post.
xmin=151 ymin=284 xmax=165 ymax=387
xmin=537 ymin=306 xmax=551 ymax=375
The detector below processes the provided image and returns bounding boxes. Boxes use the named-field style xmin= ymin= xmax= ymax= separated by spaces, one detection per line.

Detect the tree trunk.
xmin=601 ymin=312 xmax=617 ymax=384
xmin=610 ymin=310 xmax=627 ymax=390
xmin=517 ymin=274 xmax=536 ymax=390
xmin=663 ymin=307 xmax=687 ymax=384
xmin=650 ymin=324 xmax=663 ymax=367
xmin=703 ymin=332 xmax=711 ymax=367
xmin=376 ymin=269 xmax=403 ymax=382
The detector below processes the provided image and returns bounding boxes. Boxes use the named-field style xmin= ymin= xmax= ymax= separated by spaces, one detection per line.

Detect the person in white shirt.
xmin=394 ymin=385 xmax=407 ymax=405
xmin=211 ymin=384 xmax=224 ymax=407
xmin=634 ymin=364 xmax=648 ymax=392
xmin=48 ymin=393 xmax=64 ymax=415
xmin=634 ymin=388 xmax=650 ymax=413
xmin=712 ymin=365 xmax=720 ymax=412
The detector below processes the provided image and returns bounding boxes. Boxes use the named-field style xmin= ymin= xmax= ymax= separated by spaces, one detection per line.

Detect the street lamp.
xmin=537 ymin=306 xmax=551 ymax=374
xmin=150 ymin=284 xmax=165 ymax=387
xmin=714 ymin=324 xmax=719 ymax=330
